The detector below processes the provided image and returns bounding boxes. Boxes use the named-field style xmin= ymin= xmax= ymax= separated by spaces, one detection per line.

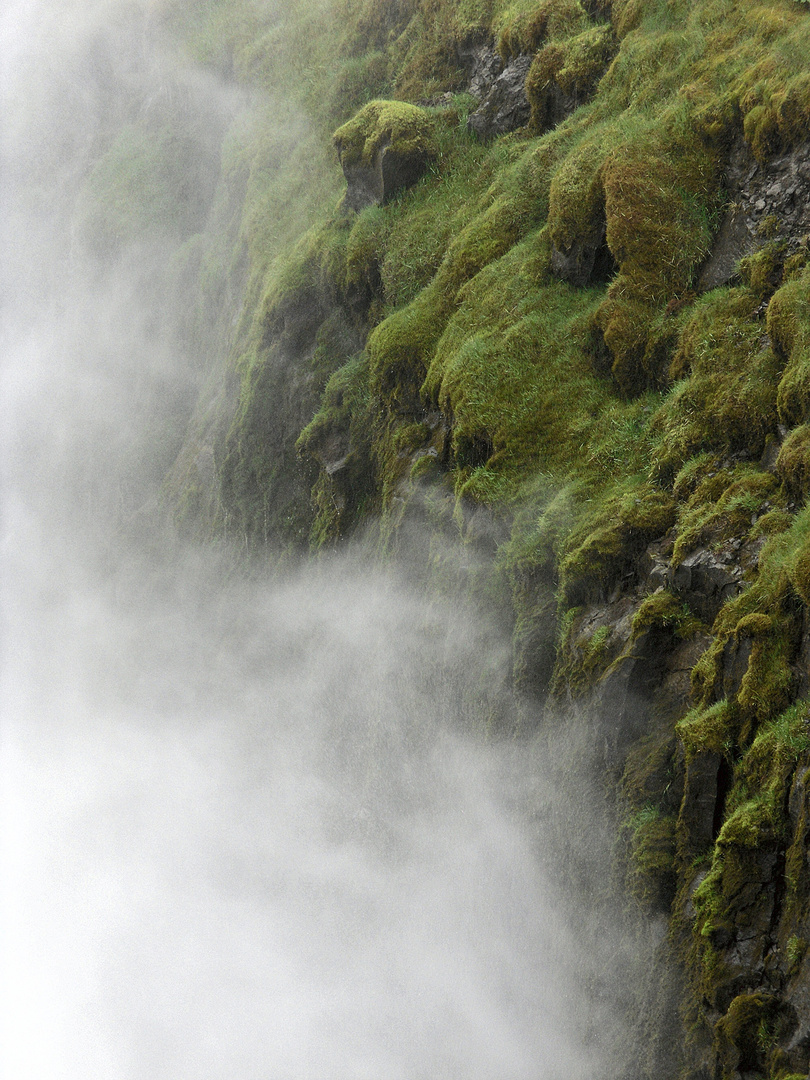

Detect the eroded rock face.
xmin=550 ymin=220 xmax=616 ymax=287
xmin=339 ymin=142 xmax=433 ymax=211
xmin=698 ymin=139 xmax=810 ymax=292
xmin=457 ymin=42 xmax=504 ymax=101
xmin=467 ymin=54 xmax=532 ymax=139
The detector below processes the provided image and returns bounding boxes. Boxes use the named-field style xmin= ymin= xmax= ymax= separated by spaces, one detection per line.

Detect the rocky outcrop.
xmin=467 ymin=54 xmax=533 ymax=139
xmin=333 ymin=100 xmax=438 ymax=211
xmin=698 ymin=139 xmax=810 ymax=292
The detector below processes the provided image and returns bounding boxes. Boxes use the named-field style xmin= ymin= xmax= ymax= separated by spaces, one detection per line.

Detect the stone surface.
xmin=672 ymin=547 xmax=744 ymax=623
xmin=457 ymin=42 xmax=504 ymax=101
xmin=340 ymin=142 xmax=432 ymax=211
xmin=698 ymin=139 xmax=810 ymax=292
xmin=467 ymin=54 xmax=532 ymax=139
xmin=550 ymin=220 xmax=616 ymax=287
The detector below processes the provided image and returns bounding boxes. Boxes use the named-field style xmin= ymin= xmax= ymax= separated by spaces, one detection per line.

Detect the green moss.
xmin=332 ymin=99 xmax=438 ymax=170
xmin=496 ymin=0 xmax=589 ymax=60
xmin=547 ymin=133 xmax=608 ymax=256
xmin=624 ymin=806 xmax=678 ymax=909
xmin=672 ymin=465 xmax=781 ymax=567
xmin=714 ymin=992 xmax=783 ymax=1078
xmin=739 ymin=239 xmax=788 ymax=299
xmin=770 ymin=267 xmax=810 ymax=429
xmin=677 ymin=700 xmax=738 ymax=758
xmin=553 ymin=614 xmax=618 ymax=695
xmin=776 ymin=424 xmax=810 ymax=500
xmin=526 ymin=24 xmax=616 ymax=130
xmin=649 ymin=290 xmax=782 ymax=483
xmin=560 ymin=478 xmax=675 ymax=605
xmin=633 ymin=591 xmax=704 ymax=640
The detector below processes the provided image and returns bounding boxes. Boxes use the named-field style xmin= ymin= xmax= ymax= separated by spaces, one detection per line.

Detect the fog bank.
xmin=2 ymin=4 xmax=627 ymax=1078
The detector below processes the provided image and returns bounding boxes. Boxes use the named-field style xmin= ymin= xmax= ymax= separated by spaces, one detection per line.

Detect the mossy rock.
xmin=333 ymin=99 xmax=438 ymax=210
xmin=770 ymin=269 xmax=810 ymax=428
xmin=526 ymin=24 xmax=616 ymax=132
xmin=560 ymin=480 xmax=675 ymax=605
xmin=776 ymin=424 xmax=810 ymax=500
xmin=496 ymin=0 xmax=589 ymax=61
xmin=625 ymin=807 xmax=678 ymax=910
xmin=714 ymin=992 xmax=783 ymax=1078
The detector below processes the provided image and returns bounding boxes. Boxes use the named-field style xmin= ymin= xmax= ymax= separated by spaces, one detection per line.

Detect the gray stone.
xmin=340 ymin=142 xmax=433 ymax=212
xmin=697 ymin=138 xmax=810 ymax=292
xmin=672 ymin=547 xmax=744 ymax=622
xmin=467 ymin=54 xmax=532 ymax=139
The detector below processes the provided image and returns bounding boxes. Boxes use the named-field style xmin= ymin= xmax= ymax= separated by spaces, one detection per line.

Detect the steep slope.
xmin=77 ymin=0 xmax=810 ymax=1075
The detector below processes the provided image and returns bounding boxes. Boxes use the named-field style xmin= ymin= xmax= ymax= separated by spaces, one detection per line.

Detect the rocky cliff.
xmin=78 ymin=0 xmax=810 ymax=1075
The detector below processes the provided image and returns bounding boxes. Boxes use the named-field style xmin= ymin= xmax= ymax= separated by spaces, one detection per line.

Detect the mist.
xmin=2 ymin=3 xmax=633 ymax=1078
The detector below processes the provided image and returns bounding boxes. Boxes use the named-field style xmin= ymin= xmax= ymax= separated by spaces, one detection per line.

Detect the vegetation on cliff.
xmin=73 ymin=0 xmax=810 ymax=1075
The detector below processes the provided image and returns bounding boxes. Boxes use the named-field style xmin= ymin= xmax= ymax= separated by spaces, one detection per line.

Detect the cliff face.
xmin=78 ymin=0 xmax=810 ymax=1075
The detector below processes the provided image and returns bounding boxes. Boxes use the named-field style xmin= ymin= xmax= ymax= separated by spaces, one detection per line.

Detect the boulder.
xmin=333 ymin=100 xmax=438 ymax=211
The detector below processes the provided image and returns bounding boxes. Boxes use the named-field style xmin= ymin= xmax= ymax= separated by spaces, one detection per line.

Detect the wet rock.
xmin=550 ymin=220 xmax=616 ymax=287
xmin=679 ymin=750 xmax=725 ymax=858
xmin=721 ymin=634 xmax=754 ymax=700
xmin=457 ymin=42 xmax=504 ymax=101
xmin=334 ymin=101 xmax=437 ymax=211
xmin=639 ymin=535 xmax=675 ymax=591
xmin=467 ymin=54 xmax=532 ymax=139
xmin=595 ymin=625 xmax=672 ymax=768
xmin=339 ymin=144 xmax=432 ymax=211
xmin=698 ymin=139 xmax=810 ymax=292
xmin=672 ymin=547 xmax=744 ymax=622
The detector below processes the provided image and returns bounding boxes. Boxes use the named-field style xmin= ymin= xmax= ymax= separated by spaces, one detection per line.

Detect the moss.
xmin=526 ymin=24 xmax=616 ymax=130
xmin=632 ymin=591 xmax=704 ymax=640
xmin=332 ymin=99 xmax=438 ymax=170
xmin=677 ymin=700 xmax=738 ymax=758
xmin=553 ymin=615 xmax=618 ymax=695
xmin=776 ymin=424 xmax=810 ymax=500
xmin=624 ymin=807 xmax=678 ymax=909
xmin=547 ymin=133 xmax=608 ymax=256
xmin=649 ymin=290 xmax=782 ymax=483
xmin=560 ymin=478 xmax=675 ymax=605
xmin=739 ymin=240 xmax=788 ymax=299
xmin=496 ymin=0 xmax=589 ymax=60
xmin=714 ymin=992 xmax=783 ymax=1078
xmin=671 ymin=465 xmax=781 ymax=567
xmin=770 ymin=267 xmax=810 ymax=429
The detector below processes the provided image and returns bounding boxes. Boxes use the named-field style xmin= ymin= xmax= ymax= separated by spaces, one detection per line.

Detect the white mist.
xmin=1 ymin=3 xmax=621 ymax=1078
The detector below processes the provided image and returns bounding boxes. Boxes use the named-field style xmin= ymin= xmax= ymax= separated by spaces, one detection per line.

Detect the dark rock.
xmin=341 ymin=143 xmax=432 ymax=212
xmin=457 ymin=42 xmax=504 ymax=101
xmin=550 ymin=220 xmax=616 ymax=288
xmin=594 ymin=625 xmax=672 ymax=768
xmin=698 ymin=139 xmax=810 ymax=292
xmin=679 ymin=750 xmax=724 ymax=857
xmin=467 ymin=54 xmax=532 ymax=139
xmin=639 ymin=535 xmax=675 ymax=591
xmin=672 ymin=547 xmax=744 ymax=622
xmin=721 ymin=634 xmax=754 ymax=700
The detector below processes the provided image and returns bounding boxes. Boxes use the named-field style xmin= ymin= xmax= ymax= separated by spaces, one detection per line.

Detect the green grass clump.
xmin=624 ymin=806 xmax=678 ymax=909
xmin=672 ymin=465 xmax=781 ymax=567
xmin=496 ymin=0 xmax=589 ymax=59
xmin=770 ymin=266 xmax=810 ymax=429
xmin=632 ymin=591 xmax=704 ymax=640
xmin=559 ymin=478 xmax=675 ymax=605
xmin=526 ymin=24 xmax=617 ymax=131
xmin=775 ymin=424 xmax=810 ymax=500
xmin=649 ymin=290 xmax=782 ymax=483
xmin=677 ymin=699 xmax=738 ymax=758
xmin=332 ymin=99 xmax=438 ymax=169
